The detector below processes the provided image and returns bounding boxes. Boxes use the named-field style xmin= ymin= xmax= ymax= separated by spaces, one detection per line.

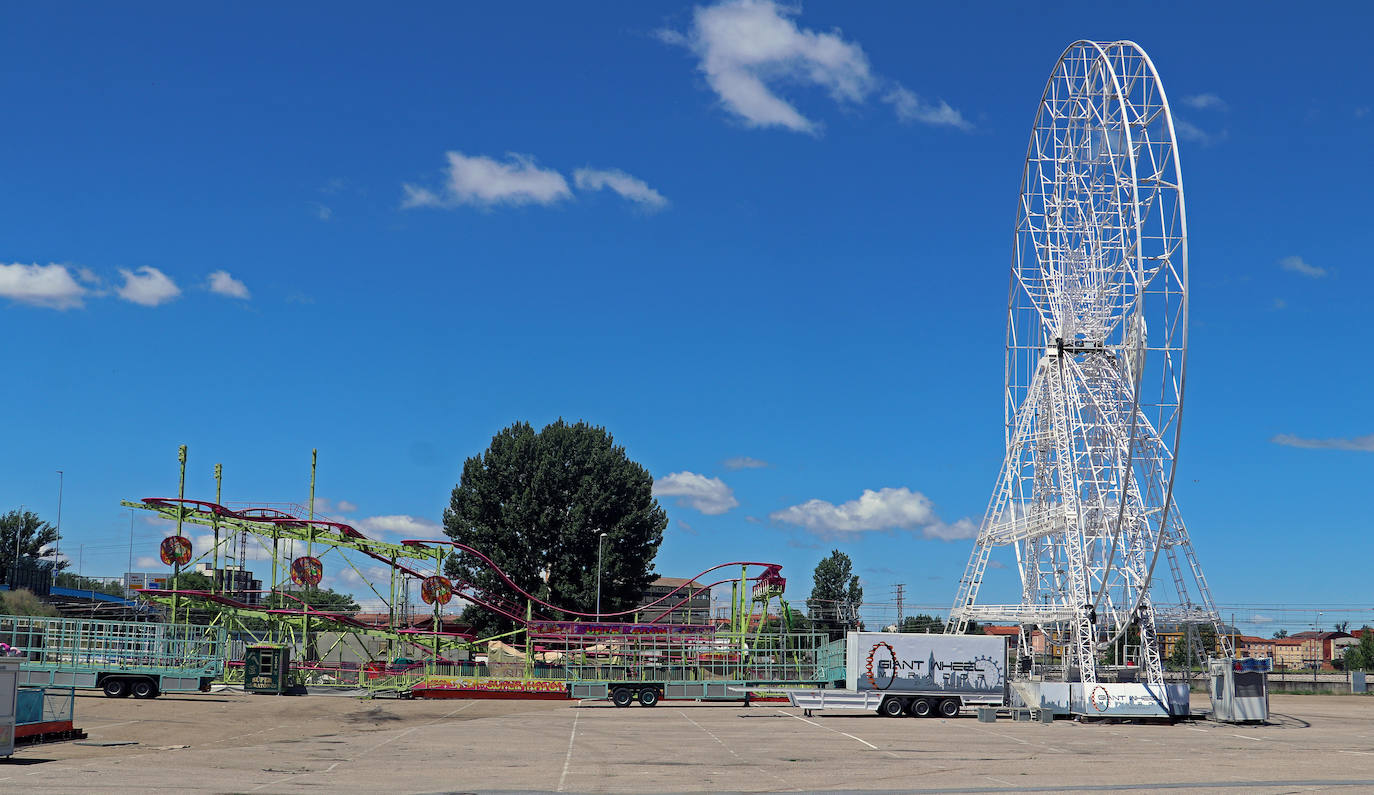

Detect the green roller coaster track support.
xmin=303 ymin=448 xmax=316 ymax=662
xmin=172 ymin=444 xmax=187 ymax=624
xmin=120 ymin=501 xmax=445 ymax=565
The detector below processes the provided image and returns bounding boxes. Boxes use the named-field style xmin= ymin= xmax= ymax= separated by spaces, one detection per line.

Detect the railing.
xmin=0 ymin=614 xmax=226 ymax=675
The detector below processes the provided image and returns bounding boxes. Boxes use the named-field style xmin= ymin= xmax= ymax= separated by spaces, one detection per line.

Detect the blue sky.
xmin=3 ymin=2 xmax=1371 ymax=635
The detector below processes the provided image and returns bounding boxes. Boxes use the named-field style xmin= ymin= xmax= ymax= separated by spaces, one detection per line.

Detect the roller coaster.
xmin=121 ymin=447 xmax=826 ymax=695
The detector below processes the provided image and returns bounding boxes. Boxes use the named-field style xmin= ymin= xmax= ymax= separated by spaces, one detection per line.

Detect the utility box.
xmin=244 ymin=645 xmax=291 ymax=695
xmin=1208 ymin=657 xmax=1270 ymax=723
xmin=0 ymin=657 xmax=19 ymax=757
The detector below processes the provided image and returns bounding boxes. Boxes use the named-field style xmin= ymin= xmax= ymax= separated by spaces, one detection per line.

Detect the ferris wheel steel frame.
xmin=947 ymin=41 xmax=1229 ymax=689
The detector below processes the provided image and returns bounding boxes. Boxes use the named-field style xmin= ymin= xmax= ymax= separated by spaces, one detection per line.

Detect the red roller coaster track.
xmin=141 ymin=498 xmax=787 ymax=629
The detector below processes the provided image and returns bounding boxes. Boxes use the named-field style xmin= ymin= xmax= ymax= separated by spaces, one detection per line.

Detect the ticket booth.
xmin=1208 ymin=657 xmax=1271 ymax=723
xmin=244 ymin=645 xmax=291 ymax=695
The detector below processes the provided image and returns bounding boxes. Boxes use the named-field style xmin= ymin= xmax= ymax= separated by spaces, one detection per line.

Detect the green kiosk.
xmin=244 ymin=645 xmax=292 ymax=695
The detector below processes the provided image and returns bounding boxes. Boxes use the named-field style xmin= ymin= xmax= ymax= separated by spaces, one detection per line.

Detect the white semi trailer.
xmin=786 ymin=631 xmax=1007 ymax=717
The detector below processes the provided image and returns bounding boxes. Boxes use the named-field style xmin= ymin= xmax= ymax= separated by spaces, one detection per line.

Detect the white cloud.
xmin=770 ymin=486 xmax=976 ymax=540
xmin=402 ymin=151 xmax=571 ymax=208
xmin=1271 ymin=433 xmax=1374 ymax=451
xmin=1279 ymin=255 xmax=1327 ymax=278
xmin=1174 ymin=118 xmax=1227 ymax=147
xmin=663 ymin=0 xmax=964 ymax=134
xmin=987 ymin=560 xmax=1007 ymax=570
xmin=573 ymin=168 xmax=669 ymax=209
xmin=310 ymin=202 xmax=333 ymax=221
xmin=1183 ymin=93 xmax=1228 ymax=111
xmin=135 ymin=556 xmax=162 ymax=569
xmin=1251 ymin=614 xmax=1275 ymax=624
xmin=310 ymin=497 xmax=358 ymax=515
xmin=207 ymin=269 xmax=250 ymax=299
xmin=723 ymin=456 xmax=770 ymax=470
xmin=0 ymin=262 xmax=89 ymax=309
xmin=653 ymin=471 xmax=739 ymax=515
xmin=116 ymin=266 xmax=181 ymax=307
xmin=883 ymin=86 xmax=972 ymax=130
xmin=354 ymin=514 xmax=447 ymax=540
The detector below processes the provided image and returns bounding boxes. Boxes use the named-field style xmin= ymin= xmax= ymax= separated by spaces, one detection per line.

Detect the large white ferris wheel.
xmin=947 ymin=41 xmax=1229 ymax=689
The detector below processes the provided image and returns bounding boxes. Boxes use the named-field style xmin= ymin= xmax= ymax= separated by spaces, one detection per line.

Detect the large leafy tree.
xmin=443 ymin=420 xmax=667 ymax=638
xmin=807 ymin=550 xmax=863 ymax=640
xmin=0 ymin=509 xmax=66 ymax=582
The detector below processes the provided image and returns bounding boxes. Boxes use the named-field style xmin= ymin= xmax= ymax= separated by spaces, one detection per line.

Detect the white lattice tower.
xmin=947 ymin=41 xmax=1229 ymax=688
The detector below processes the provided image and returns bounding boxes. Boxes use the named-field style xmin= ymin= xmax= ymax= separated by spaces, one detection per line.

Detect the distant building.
xmin=1271 ymin=637 xmax=1308 ymax=670
xmin=1155 ymin=623 xmax=1240 ymax=660
xmin=1288 ymin=631 xmax=1355 ymax=669
xmin=123 ymin=572 xmax=170 ymax=592
xmin=192 ymin=564 xmax=263 ymax=605
xmin=1236 ymin=636 xmax=1276 ymax=659
xmin=126 ymin=566 xmax=263 ymax=606
xmin=636 ymin=576 xmax=710 ymax=624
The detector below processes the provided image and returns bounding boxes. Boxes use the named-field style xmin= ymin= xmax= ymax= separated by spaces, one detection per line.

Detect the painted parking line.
xmin=555 ymin=708 xmax=580 ymax=792
xmin=774 ymin=709 xmax=900 ymax=758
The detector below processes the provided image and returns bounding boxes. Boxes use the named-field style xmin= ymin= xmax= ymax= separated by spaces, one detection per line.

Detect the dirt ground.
xmin=5 ymin=691 xmax=1374 ymax=793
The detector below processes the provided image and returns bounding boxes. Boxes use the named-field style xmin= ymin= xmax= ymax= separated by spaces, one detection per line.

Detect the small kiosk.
xmin=1208 ymin=657 xmax=1271 ymax=723
xmin=244 ymin=645 xmax=292 ymax=695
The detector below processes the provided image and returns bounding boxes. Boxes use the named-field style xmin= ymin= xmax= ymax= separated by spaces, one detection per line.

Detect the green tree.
xmin=1168 ymin=623 xmax=1218 ymax=670
xmin=56 ymin=572 xmax=127 ymax=597
xmin=1272 ymin=629 xmax=1289 ymax=639
xmin=1104 ymin=623 xmax=1142 ymax=666
xmin=1341 ymin=628 xmax=1374 ymax=671
xmin=0 ymin=509 xmax=66 ymax=581
xmin=265 ymin=588 xmax=361 ymax=613
xmin=899 ymin=614 xmax=944 ymax=633
xmin=0 ymin=588 xmax=60 ymax=617
xmin=898 ymin=614 xmax=984 ymax=635
xmin=167 ymin=571 xmax=215 ymax=591
xmin=806 ymin=550 xmax=863 ymax=640
xmin=443 ymin=420 xmax=667 ymax=638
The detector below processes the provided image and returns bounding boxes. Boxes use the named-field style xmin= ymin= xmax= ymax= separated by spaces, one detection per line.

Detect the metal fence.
xmin=0 ymin=614 xmax=224 ymax=674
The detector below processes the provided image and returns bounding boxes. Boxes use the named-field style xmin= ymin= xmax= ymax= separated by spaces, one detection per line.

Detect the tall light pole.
xmin=1315 ymin=611 xmax=1323 ymax=686
xmin=595 ymin=532 xmax=608 ymax=618
xmin=53 ymin=470 xmax=63 ymax=588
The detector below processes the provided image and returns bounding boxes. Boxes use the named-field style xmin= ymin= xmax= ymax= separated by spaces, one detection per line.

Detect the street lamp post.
xmin=595 ymin=532 xmax=608 ymax=618
xmin=1314 ymin=611 xmax=1323 ymax=687
xmin=54 ymin=470 xmax=63 ymax=588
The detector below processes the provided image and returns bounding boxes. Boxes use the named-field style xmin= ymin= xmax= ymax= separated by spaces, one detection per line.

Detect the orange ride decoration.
xmin=160 ymin=536 xmax=193 ymax=566
xmin=290 ymin=556 xmax=324 ymax=587
xmin=421 ymin=576 xmax=454 ymax=605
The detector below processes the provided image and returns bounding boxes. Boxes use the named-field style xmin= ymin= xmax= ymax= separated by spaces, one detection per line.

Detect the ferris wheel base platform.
xmin=1011 ymin=680 xmax=1191 ymax=720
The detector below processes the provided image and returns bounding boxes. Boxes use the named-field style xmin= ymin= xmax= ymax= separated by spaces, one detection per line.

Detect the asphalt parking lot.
xmin=5 ymin=692 xmax=1374 ymax=793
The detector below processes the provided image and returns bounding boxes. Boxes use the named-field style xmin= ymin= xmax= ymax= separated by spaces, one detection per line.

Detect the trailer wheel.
xmin=938 ymin=698 xmax=960 ymax=718
xmin=910 ymin=698 xmax=932 ymax=717
xmin=131 ymin=679 xmax=159 ymax=699
xmin=611 ymin=687 xmax=634 ymax=708
xmin=102 ymin=678 xmax=130 ymax=698
xmin=879 ymin=697 xmax=906 ymax=717
xmin=638 ymin=688 xmax=660 ymax=707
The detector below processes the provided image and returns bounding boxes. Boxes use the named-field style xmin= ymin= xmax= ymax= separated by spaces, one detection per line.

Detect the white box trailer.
xmin=786 ymin=632 xmax=1007 ymax=718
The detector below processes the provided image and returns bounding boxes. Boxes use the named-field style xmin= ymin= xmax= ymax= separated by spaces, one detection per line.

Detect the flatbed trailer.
xmin=569 ymin=679 xmax=812 ymax=707
xmin=780 ymin=631 xmax=1008 ymax=718
xmin=0 ymin=614 xmax=225 ymax=699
